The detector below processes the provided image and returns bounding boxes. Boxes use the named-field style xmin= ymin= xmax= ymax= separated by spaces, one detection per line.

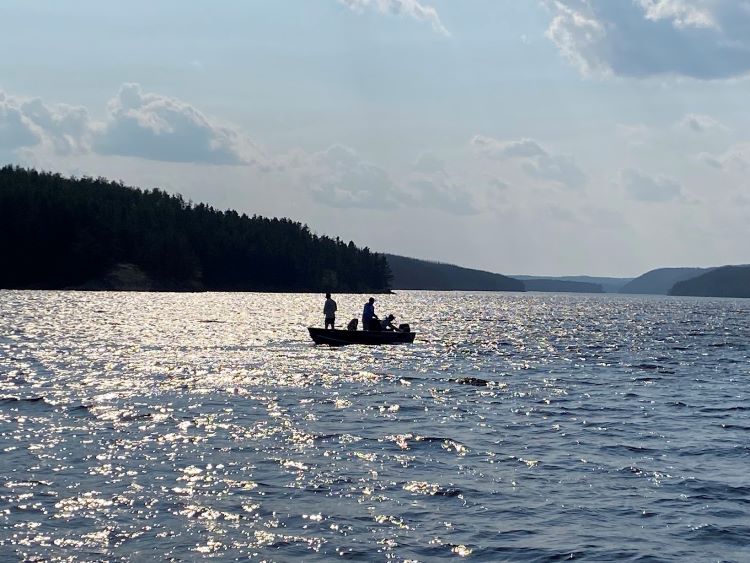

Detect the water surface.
xmin=1 ymin=290 xmax=748 ymax=561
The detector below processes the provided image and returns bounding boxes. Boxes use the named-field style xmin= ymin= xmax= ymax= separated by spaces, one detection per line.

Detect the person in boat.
xmin=323 ymin=292 xmax=337 ymax=329
xmin=362 ymin=297 xmax=376 ymax=330
xmin=380 ymin=314 xmax=398 ymax=331
xmin=347 ymin=318 xmax=358 ymax=331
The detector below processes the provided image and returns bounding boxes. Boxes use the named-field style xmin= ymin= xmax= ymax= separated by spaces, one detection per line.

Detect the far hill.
xmin=385 ymin=254 xmax=524 ymax=292
xmin=619 ymin=267 xmax=712 ymax=295
xmin=513 ymin=275 xmax=630 ymax=293
xmin=522 ymin=279 xmax=604 ymax=293
xmin=0 ymin=166 xmax=390 ymax=292
xmin=669 ymin=266 xmax=750 ymax=298
xmin=555 ymin=276 xmax=631 ymax=293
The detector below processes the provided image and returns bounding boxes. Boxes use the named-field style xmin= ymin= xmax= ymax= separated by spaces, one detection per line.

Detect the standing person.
xmin=323 ymin=293 xmax=337 ymax=329
xmin=362 ymin=297 xmax=376 ymax=331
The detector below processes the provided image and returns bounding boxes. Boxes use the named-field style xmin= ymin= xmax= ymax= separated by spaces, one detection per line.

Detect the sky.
xmin=2 ymin=0 xmax=750 ymax=277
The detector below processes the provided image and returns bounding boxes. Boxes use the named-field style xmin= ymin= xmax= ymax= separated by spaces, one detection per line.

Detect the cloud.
xmin=699 ymin=143 xmax=750 ymax=171
xmin=488 ymin=178 xmax=510 ymax=191
xmin=407 ymin=153 xmax=478 ymax=214
xmin=304 ymin=147 xmax=478 ymax=214
xmin=697 ymin=152 xmax=724 ymax=169
xmin=339 ymin=0 xmax=450 ymax=36
xmin=545 ymin=0 xmax=750 ymax=79
xmin=636 ymin=0 xmax=716 ymax=28
xmin=19 ymin=98 xmax=90 ymax=154
xmin=678 ymin=113 xmax=727 ymax=133
xmin=472 ymin=136 xmax=547 ymax=159
xmin=620 ymin=168 xmax=683 ymax=201
xmin=472 ymin=134 xmax=586 ymax=189
xmin=411 ymin=151 xmax=445 ymax=173
xmin=0 ymin=90 xmax=88 ymax=153
xmin=524 ymin=152 xmax=587 ymax=188
xmin=0 ymin=92 xmax=42 ymax=151
xmin=306 ymin=144 xmax=404 ymax=209
xmin=616 ymin=123 xmax=652 ymax=146
xmin=94 ymin=83 xmax=263 ymax=165
xmin=0 ymin=84 xmax=267 ymax=166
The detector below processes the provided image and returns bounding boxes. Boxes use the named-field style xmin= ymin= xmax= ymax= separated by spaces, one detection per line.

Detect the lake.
xmin=1 ymin=290 xmax=748 ymax=561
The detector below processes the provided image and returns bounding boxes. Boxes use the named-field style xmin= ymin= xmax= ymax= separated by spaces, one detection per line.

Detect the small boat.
xmin=308 ymin=327 xmax=416 ymax=346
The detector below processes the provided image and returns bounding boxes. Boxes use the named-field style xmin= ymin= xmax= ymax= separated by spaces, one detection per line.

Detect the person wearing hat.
xmin=362 ymin=297 xmax=377 ymax=331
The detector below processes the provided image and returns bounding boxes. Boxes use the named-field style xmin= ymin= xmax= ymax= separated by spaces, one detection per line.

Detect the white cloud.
xmin=339 ymin=0 xmax=450 ymax=36
xmin=678 ymin=113 xmax=727 ymax=133
xmin=0 ymin=92 xmax=42 ymax=151
xmin=635 ymin=0 xmax=716 ymax=28
xmin=94 ymin=83 xmax=264 ymax=166
xmin=545 ymin=0 xmax=750 ymax=79
xmin=20 ymin=98 xmax=90 ymax=154
xmin=305 ymin=147 xmax=478 ymax=214
xmin=697 ymin=152 xmax=724 ymax=169
xmin=0 ymin=84 xmax=267 ymax=166
xmin=616 ymin=123 xmax=652 ymax=146
xmin=407 ymin=153 xmax=477 ymax=214
xmin=411 ymin=151 xmax=445 ymax=173
xmin=472 ymin=134 xmax=586 ymax=189
xmin=699 ymin=143 xmax=750 ymax=171
xmin=472 ymin=136 xmax=547 ymax=159
xmin=306 ymin=144 xmax=404 ymax=209
xmin=0 ymin=89 xmax=88 ymax=154
xmin=524 ymin=152 xmax=586 ymax=188
xmin=620 ymin=168 xmax=683 ymax=201
xmin=488 ymin=178 xmax=510 ymax=191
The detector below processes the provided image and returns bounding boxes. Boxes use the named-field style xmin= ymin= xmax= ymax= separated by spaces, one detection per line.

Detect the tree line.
xmin=0 ymin=166 xmax=391 ymax=292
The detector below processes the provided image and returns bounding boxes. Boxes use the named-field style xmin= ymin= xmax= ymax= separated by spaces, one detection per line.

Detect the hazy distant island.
xmin=521 ymin=279 xmax=603 ymax=293
xmin=0 ymin=166 xmax=391 ymax=293
xmin=544 ymin=276 xmax=632 ymax=294
xmin=670 ymin=266 xmax=750 ymax=298
xmin=512 ymin=275 xmax=610 ymax=293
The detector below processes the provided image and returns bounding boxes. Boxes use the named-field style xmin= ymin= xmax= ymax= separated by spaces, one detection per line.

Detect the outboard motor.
xmin=398 ymin=323 xmax=410 ymax=333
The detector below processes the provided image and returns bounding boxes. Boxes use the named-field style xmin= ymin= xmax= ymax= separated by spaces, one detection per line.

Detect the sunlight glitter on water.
xmin=1 ymin=290 xmax=749 ymax=561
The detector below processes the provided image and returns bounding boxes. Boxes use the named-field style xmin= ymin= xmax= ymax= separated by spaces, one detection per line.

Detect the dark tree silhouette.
xmin=0 ymin=166 xmax=391 ymax=292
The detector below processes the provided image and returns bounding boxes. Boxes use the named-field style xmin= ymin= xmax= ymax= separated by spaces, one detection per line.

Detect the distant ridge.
xmin=522 ymin=279 xmax=603 ymax=293
xmin=554 ymin=276 xmax=631 ymax=293
xmin=385 ymin=254 xmax=524 ymax=292
xmin=670 ymin=265 xmax=750 ymax=298
xmin=513 ymin=275 xmax=631 ymax=293
xmin=619 ymin=267 xmax=712 ymax=295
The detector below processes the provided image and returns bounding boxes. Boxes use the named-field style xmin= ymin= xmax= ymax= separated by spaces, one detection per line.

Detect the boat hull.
xmin=308 ymin=327 xmax=416 ymax=346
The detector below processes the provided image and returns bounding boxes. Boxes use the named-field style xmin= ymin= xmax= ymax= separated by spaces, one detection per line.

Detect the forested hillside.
xmin=669 ymin=266 xmax=750 ymax=298
xmin=0 ymin=166 xmax=391 ymax=292
xmin=385 ymin=254 xmax=524 ymax=292
xmin=619 ymin=267 xmax=711 ymax=295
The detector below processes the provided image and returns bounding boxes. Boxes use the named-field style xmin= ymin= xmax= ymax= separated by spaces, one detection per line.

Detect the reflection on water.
xmin=1 ymin=290 xmax=749 ymax=561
